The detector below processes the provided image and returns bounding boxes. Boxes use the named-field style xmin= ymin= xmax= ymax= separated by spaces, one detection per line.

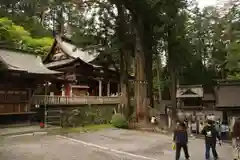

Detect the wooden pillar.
xmin=65 ymin=83 xmax=71 ymax=96
xmin=117 ymin=84 xmax=120 ymax=93
xmin=98 ymin=79 xmax=102 ymax=97
xmin=107 ymin=81 xmax=110 ymax=96
xmin=27 ymin=88 xmax=32 ymax=112
xmin=70 ymin=85 xmax=73 ymax=97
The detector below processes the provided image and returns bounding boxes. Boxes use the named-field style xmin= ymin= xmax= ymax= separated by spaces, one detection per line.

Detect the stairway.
xmin=45 ymin=108 xmax=62 ymax=127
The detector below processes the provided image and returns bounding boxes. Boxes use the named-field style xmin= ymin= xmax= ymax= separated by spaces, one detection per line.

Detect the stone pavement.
xmin=0 ymin=129 xmax=234 ymax=160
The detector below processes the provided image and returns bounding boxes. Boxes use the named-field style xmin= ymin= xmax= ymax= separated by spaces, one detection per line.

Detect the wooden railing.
xmin=31 ymin=95 xmax=121 ymax=105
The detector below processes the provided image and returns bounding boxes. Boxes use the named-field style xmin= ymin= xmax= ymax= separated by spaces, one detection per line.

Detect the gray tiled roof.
xmin=0 ymin=49 xmax=61 ymax=74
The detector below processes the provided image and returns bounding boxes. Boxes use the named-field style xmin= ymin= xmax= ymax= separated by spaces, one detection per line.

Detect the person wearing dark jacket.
xmin=173 ymin=122 xmax=190 ymax=160
xmin=202 ymin=120 xmax=221 ymax=160
xmin=232 ymin=118 xmax=240 ymax=160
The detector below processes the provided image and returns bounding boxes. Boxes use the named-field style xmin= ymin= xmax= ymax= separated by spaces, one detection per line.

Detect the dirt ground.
xmin=0 ymin=128 xmax=234 ymax=160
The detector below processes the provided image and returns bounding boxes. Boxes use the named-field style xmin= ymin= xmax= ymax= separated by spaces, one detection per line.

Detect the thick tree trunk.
xmin=143 ymin=24 xmax=154 ymax=108
xmin=134 ymin=16 xmax=148 ymax=123
xmin=156 ymin=54 xmax=162 ymax=101
xmin=145 ymin=52 xmax=153 ymax=108
xmin=120 ymin=50 xmax=130 ymax=117
xmin=114 ymin=0 xmax=149 ymax=123
xmin=169 ymin=67 xmax=177 ymax=126
xmin=115 ymin=3 xmax=130 ymax=118
xmin=167 ymin=28 xmax=177 ymax=128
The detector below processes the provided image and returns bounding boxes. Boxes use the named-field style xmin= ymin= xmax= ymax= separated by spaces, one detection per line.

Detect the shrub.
xmin=111 ymin=113 xmax=128 ymax=129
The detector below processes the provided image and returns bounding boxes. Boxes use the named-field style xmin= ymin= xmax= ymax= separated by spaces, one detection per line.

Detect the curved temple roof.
xmin=44 ymin=36 xmax=118 ymax=72
xmin=0 ymin=49 xmax=61 ymax=74
xmin=56 ymin=36 xmax=99 ymax=63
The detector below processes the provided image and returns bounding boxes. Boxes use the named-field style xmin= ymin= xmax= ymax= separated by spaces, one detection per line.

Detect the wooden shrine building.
xmin=0 ymin=48 xmax=61 ymax=124
xmin=215 ymin=80 xmax=240 ymax=124
xmin=176 ymin=85 xmax=204 ymax=110
xmin=42 ymin=36 xmax=120 ymax=100
xmin=176 ymin=85 xmax=221 ymax=124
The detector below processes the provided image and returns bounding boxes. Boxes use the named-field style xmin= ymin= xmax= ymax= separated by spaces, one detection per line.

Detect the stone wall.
xmin=61 ymin=104 xmax=117 ymax=127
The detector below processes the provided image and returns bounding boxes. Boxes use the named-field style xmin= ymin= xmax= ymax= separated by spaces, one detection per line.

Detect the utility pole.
xmin=44 ymin=81 xmax=51 ymax=128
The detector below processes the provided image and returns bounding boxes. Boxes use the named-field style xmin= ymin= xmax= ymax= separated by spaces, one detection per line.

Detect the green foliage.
xmin=226 ymin=42 xmax=240 ymax=70
xmin=227 ymin=73 xmax=240 ymax=80
xmin=62 ymin=106 xmax=114 ymax=127
xmin=226 ymin=42 xmax=240 ymax=79
xmin=0 ymin=17 xmax=53 ymax=55
xmin=22 ymin=36 xmax=53 ymax=55
xmin=111 ymin=113 xmax=128 ymax=129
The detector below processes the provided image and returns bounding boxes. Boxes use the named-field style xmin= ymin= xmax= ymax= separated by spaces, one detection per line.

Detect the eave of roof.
xmin=0 ymin=49 xmax=61 ymax=75
xmin=44 ymin=57 xmax=118 ymax=73
xmin=217 ymin=79 xmax=240 ymax=86
xmin=178 ymin=84 xmax=203 ymax=88
xmin=44 ymin=58 xmax=77 ymax=68
xmin=55 ymin=36 xmax=99 ymax=62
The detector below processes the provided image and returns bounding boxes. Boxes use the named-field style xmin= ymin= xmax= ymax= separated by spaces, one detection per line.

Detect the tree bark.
xmin=145 ymin=49 xmax=153 ymax=108
xmin=169 ymin=67 xmax=177 ymax=126
xmin=114 ymin=0 xmax=150 ymax=123
xmin=156 ymin=53 xmax=162 ymax=101
xmin=120 ymin=50 xmax=130 ymax=117
xmin=115 ymin=3 xmax=130 ymax=118
xmin=134 ymin=16 xmax=148 ymax=123
xmin=167 ymin=28 xmax=177 ymax=127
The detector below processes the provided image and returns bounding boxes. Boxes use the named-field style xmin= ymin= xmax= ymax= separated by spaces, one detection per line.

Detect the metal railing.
xmin=31 ymin=95 xmax=121 ymax=105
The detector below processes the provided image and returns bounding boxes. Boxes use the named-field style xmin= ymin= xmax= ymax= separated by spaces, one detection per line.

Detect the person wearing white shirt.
xmin=221 ymin=123 xmax=229 ymax=140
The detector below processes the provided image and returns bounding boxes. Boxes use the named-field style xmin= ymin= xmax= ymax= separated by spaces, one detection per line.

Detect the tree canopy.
xmin=0 ymin=17 xmax=53 ymax=55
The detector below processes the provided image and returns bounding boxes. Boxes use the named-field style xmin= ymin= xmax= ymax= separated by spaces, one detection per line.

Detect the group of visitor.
xmin=187 ymin=118 xmax=230 ymax=140
xmin=173 ymin=118 xmax=240 ymax=160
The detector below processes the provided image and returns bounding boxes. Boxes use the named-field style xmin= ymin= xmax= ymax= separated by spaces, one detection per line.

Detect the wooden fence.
xmin=31 ymin=95 xmax=121 ymax=105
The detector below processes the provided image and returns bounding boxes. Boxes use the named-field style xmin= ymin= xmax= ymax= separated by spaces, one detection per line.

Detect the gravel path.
xmin=0 ymin=129 xmax=234 ymax=160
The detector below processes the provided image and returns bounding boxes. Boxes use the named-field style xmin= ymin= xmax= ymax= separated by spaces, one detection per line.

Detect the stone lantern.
xmin=177 ymin=110 xmax=185 ymax=121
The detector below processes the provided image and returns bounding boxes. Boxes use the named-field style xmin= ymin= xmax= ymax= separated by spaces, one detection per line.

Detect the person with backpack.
xmin=232 ymin=117 xmax=240 ymax=160
xmin=202 ymin=120 xmax=221 ymax=160
xmin=173 ymin=122 xmax=190 ymax=160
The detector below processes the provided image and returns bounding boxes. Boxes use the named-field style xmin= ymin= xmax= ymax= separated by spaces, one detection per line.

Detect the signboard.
xmin=176 ymin=86 xmax=203 ymax=98
xmin=65 ymin=73 xmax=76 ymax=81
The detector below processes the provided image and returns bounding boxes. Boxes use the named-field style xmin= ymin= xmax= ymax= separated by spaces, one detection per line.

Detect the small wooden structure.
xmin=176 ymin=85 xmax=204 ymax=110
xmin=215 ymin=80 xmax=240 ymax=123
xmin=176 ymin=85 xmax=221 ymax=132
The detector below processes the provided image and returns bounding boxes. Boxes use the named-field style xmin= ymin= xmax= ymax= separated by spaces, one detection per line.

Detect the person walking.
xmin=221 ymin=122 xmax=229 ymax=140
xmin=232 ymin=118 xmax=240 ymax=160
xmin=199 ymin=122 xmax=204 ymax=133
xmin=215 ymin=120 xmax=221 ymax=135
xmin=173 ymin=122 xmax=190 ymax=160
xmin=202 ymin=120 xmax=221 ymax=160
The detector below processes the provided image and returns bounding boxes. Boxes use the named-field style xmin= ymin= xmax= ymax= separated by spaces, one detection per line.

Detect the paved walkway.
xmin=0 ymin=129 xmax=234 ymax=160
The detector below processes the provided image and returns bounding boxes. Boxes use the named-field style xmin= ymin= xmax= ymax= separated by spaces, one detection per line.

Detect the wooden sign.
xmin=177 ymin=87 xmax=203 ymax=98
xmin=65 ymin=73 xmax=76 ymax=81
